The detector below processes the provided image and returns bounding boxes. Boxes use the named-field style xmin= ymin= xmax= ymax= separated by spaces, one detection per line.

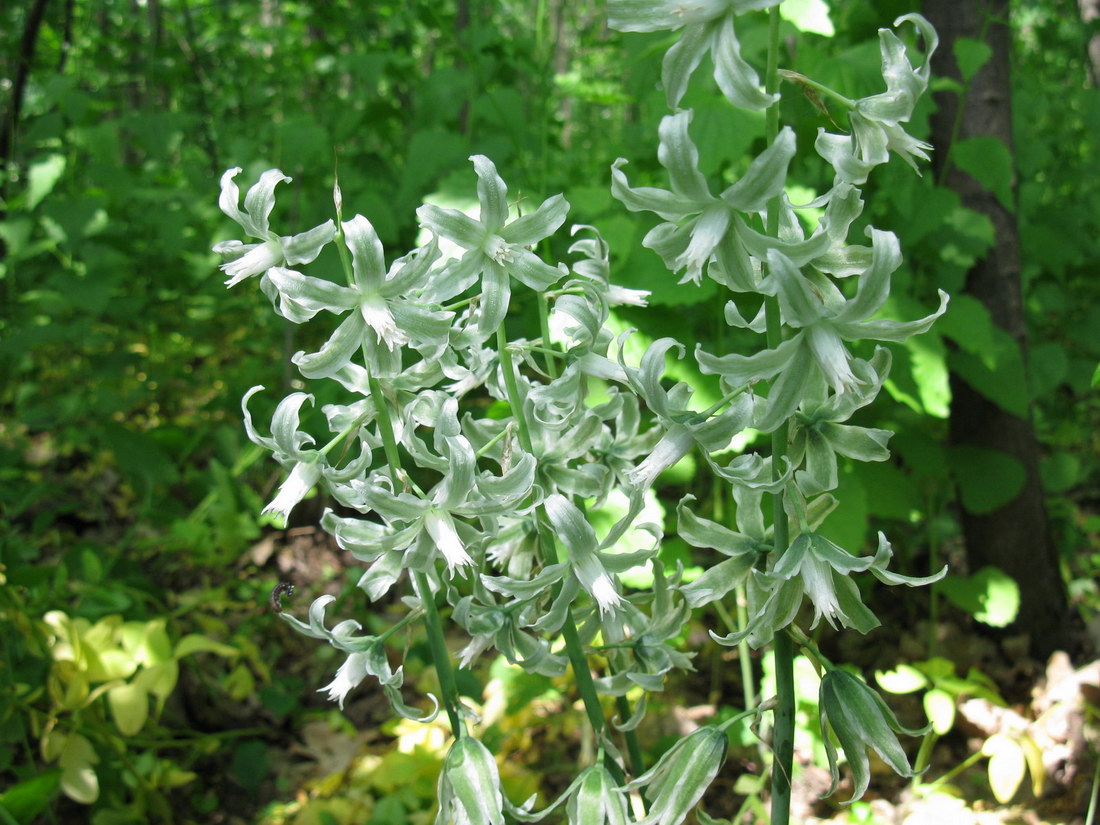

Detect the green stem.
xmin=537 ymin=292 xmax=559 ymax=379
xmin=786 ymin=624 xmax=833 ymax=671
xmin=777 ymin=69 xmax=856 ymax=109
xmin=414 ymin=570 xmax=465 ymax=737
xmin=363 ymin=368 xmax=464 ymax=738
xmin=763 ymin=8 xmax=795 ymax=825
xmin=927 ymin=748 xmax=984 ymax=789
xmin=615 ymin=694 xmax=646 ymax=779
xmin=496 ymin=320 xmax=626 ymax=786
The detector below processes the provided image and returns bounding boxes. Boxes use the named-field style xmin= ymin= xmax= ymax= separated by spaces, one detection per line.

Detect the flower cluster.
xmin=214 ymin=5 xmax=945 ymax=820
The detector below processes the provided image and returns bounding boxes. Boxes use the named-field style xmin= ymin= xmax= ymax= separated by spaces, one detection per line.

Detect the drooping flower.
xmin=213 ymin=167 xmax=336 ymax=287
xmin=241 ymin=386 xmax=372 ymax=527
xmin=697 ymin=230 xmax=948 ymax=432
xmin=617 ymin=335 xmax=753 ymax=492
xmin=814 ymin=14 xmax=938 ymax=181
xmin=286 ymin=595 xmax=438 ymax=720
xmin=607 ymin=0 xmax=782 ymax=109
xmin=621 ymin=725 xmax=729 ymax=825
xmin=819 ymin=668 xmax=930 ymax=802
xmin=612 ymin=110 xmax=795 ymax=287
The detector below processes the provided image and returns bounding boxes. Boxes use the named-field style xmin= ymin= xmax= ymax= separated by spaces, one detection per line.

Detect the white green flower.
xmin=612 ymin=110 xmax=795 ymax=287
xmin=416 ymin=155 xmax=569 ymax=334
xmin=214 ymin=167 xmax=336 ymax=287
xmin=607 ymin=0 xmax=781 ymax=109
xmin=819 ymin=668 xmax=931 ymax=802
xmin=264 ymin=215 xmax=450 ymax=378
xmin=698 ymin=230 xmax=948 ymax=432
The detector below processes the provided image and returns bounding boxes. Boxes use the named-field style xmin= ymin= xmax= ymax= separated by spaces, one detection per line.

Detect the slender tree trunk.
xmin=1080 ymin=0 xmax=1100 ymax=86
xmin=924 ymin=0 xmax=1071 ymax=658
xmin=1 ymin=0 xmax=51 ymax=204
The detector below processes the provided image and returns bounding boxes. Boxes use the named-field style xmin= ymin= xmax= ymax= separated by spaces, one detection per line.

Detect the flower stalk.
xmin=763 ymin=8 xmax=794 ymax=822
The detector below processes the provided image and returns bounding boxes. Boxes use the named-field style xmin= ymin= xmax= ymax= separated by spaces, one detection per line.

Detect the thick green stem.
xmin=363 ymin=369 xmax=465 ymax=739
xmin=496 ymin=321 xmax=627 ymax=785
xmin=414 ymin=569 xmax=466 ymax=737
xmin=762 ymin=7 xmax=795 ymax=825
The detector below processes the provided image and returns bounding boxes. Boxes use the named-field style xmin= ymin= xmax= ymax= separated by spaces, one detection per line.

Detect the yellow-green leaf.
xmin=225 ymin=663 xmax=255 ymax=700
xmin=982 ymin=733 xmax=1025 ymax=803
xmin=134 ymin=660 xmax=180 ymax=703
xmin=108 ymin=683 xmax=149 ymax=736
xmin=175 ymin=633 xmax=240 ymax=660
xmin=875 ymin=664 xmax=929 ymax=694
xmin=59 ymin=734 xmax=100 ymax=804
xmin=1019 ymin=734 xmax=1046 ymax=798
xmin=923 ymin=688 xmax=956 ymax=735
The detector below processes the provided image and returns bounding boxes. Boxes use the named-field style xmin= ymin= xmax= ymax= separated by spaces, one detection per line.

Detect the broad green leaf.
xmin=1028 ymin=341 xmax=1068 ymax=398
xmin=938 ymin=566 xmax=1020 ymax=627
xmin=948 ymin=332 xmax=1030 ymax=417
xmin=58 ymin=734 xmax=99 ymax=804
xmin=937 ymin=294 xmax=996 ymax=361
xmin=949 ymin=445 xmax=1026 ymax=514
xmin=1019 ymin=735 xmax=1046 ymax=797
xmin=108 ymin=683 xmax=149 ymax=736
xmin=952 ymin=137 xmax=1015 ymax=212
xmin=0 ymin=768 xmax=61 ymax=821
xmin=26 ymin=154 xmax=67 ymax=210
xmin=923 ymin=688 xmax=956 ymax=735
xmin=1040 ymin=451 xmax=1080 ymax=494
xmin=982 ymin=734 xmax=1025 ymax=803
xmin=875 ymin=664 xmax=928 ymax=694
xmin=953 ymin=37 xmax=993 ymax=83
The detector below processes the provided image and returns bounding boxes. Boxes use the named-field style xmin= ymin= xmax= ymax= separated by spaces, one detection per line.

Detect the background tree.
xmin=924 ymin=0 xmax=1071 ymax=658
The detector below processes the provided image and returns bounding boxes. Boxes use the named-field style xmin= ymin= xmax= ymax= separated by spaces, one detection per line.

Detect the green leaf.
xmin=952 ymin=137 xmax=1015 ymax=212
xmin=58 ymin=734 xmax=99 ymax=804
xmin=949 ymin=445 xmax=1026 ymax=514
xmin=174 ymin=634 xmax=240 ymax=659
xmin=26 ymin=154 xmax=67 ymax=210
xmin=230 ymin=741 xmax=269 ymax=792
xmin=938 ymin=294 xmax=996 ymax=360
xmin=947 ymin=326 xmax=1029 ymax=416
xmin=875 ymin=664 xmax=928 ymax=694
xmin=953 ymin=37 xmax=993 ymax=83
xmin=938 ymin=566 xmax=1020 ymax=627
xmin=1040 ymin=451 xmax=1080 ymax=494
xmin=982 ymin=734 xmax=1025 ymax=803
xmin=1028 ymin=341 xmax=1068 ymax=398
xmin=108 ymin=683 xmax=149 ymax=737
xmin=923 ymin=688 xmax=956 ymax=735
xmin=0 ymin=769 xmax=61 ymax=822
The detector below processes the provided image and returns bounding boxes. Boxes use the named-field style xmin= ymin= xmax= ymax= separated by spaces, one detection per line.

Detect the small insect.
xmin=270 ymin=582 xmax=295 ymax=613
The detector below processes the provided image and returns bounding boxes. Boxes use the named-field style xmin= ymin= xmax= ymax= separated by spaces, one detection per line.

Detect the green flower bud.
xmin=819 ymin=669 xmax=930 ymax=803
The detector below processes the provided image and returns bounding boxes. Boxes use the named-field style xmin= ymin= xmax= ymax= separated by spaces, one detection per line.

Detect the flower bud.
xmin=438 ymin=737 xmax=505 ymax=825
xmin=818 ymin=669 xmax=930 ymax=802
xmin=624 ymin=725 xmax=728 ymax=825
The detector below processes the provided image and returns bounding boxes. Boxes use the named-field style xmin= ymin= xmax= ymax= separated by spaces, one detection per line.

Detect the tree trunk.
xmin=1 ymin=0 xmax=51 ymax=203
xmin=1080 ymin=0 xmax=1100 ymax=86
xmin=924 ymin=0 xmax=1071 ymax=658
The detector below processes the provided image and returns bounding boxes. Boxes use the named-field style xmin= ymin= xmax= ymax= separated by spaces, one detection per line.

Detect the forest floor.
xmin=200 ymin=526 xmax=1100 ymax=825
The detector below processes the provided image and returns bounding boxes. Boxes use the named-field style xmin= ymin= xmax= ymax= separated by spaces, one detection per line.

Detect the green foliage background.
xmin=1 ymin=0 xmax=1097 ymax=822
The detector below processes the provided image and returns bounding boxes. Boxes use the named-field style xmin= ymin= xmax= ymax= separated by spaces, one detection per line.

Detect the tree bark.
xmin=1080 ymin=0 xmax=1100 ymax=86
xmin=924 ymin=0 xmax=1071 ymax=658
xmin=1 ymin=0 xmax=51 ymax=203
